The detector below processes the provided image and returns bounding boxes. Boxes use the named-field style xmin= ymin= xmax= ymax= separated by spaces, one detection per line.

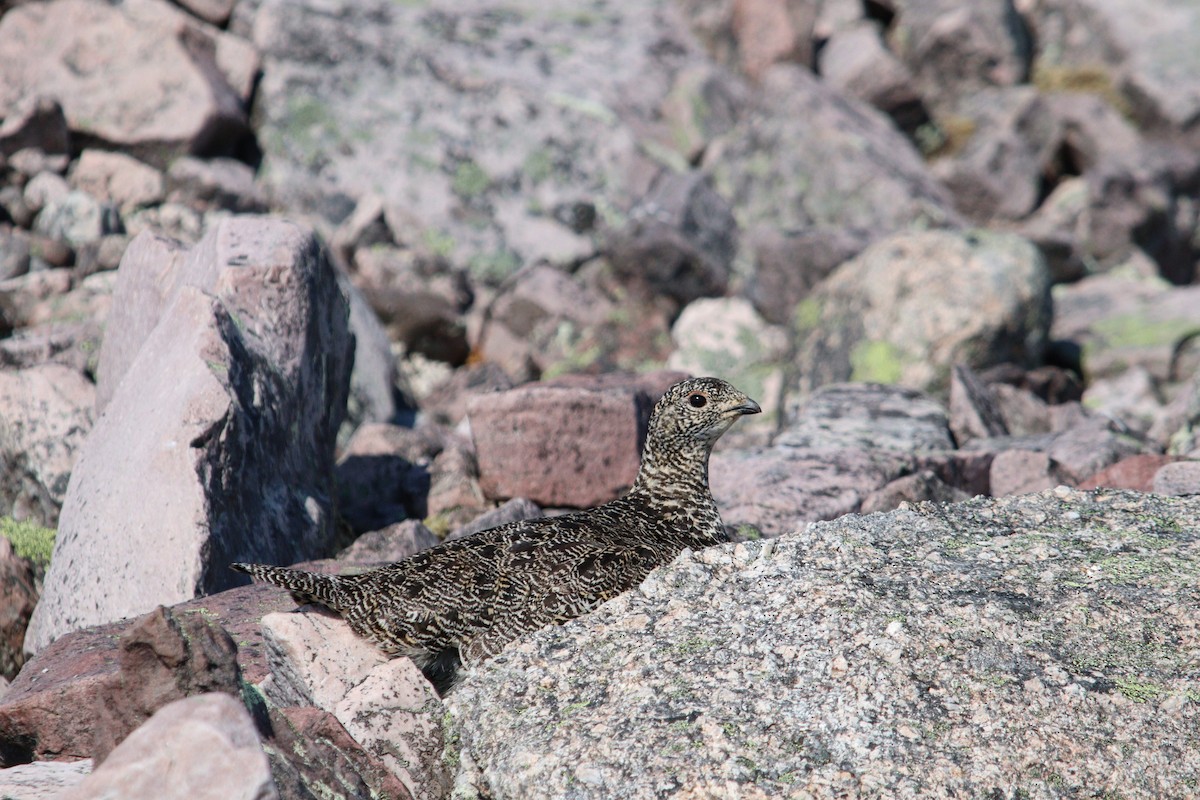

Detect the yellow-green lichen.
xmin=0 ymin=517 xmax=55 ymax=568
xmin=849 ymin=340 xmax=904 ymax=384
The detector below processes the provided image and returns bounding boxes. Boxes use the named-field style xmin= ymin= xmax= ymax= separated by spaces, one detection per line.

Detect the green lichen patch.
xmin=849 ymin=340 xmax=905 ymax=384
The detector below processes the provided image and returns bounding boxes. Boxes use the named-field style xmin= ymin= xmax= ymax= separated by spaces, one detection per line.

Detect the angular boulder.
xmin=449 ymin=488 xmax=1200 ymax=798
xmin=25 ymin=217 xmax=353 ymax=653
xmin=794 ymin=229 xmax=1052 ymax=397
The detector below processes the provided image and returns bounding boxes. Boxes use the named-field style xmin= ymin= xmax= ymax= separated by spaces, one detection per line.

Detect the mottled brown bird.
xmin=233 ymin=377 xmax=760 ymax=692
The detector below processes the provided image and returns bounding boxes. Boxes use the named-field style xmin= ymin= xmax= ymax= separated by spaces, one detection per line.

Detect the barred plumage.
xmin=233 ymin=377 xmax=760 ymax=692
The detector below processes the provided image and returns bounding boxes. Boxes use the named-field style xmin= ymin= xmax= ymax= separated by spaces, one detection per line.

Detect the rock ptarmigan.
xmin=233 ymin=376 xmax=760 ymax=692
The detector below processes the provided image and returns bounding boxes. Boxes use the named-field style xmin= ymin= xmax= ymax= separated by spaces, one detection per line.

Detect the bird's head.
xmin=647 ymin=377 xmax=761 ymax=449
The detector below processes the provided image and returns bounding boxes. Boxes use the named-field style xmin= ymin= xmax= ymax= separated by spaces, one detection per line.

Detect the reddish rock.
xmin=731 ymin=0 xmax=815 ymax=80
xmin=424 ymin=438 xmax=488 ymax=530
xmin=949 ymin=364 xmax=1008 ymax=446
xmin=0 ymin=538 xmax=37 ymax=681
xmin=1078 ymin=454 xmax=1179 ymax=492
xmin=420 ymin=362 xmax=514 ymax=427
xmin=469 ymin=373 xmax=683 ymax=508
xmin=914 ymin=450 xmax=995 ymax=497
xmin=1152 ymin=461 xmax=1200 ymax=497
xmin=0 ymin=584 xmax=293 ymax=766
xmin=988 ymin=449 xmax=1070 ymax=497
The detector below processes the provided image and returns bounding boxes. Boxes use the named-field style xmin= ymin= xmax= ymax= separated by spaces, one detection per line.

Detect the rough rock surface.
xmin=26 ymin=217 xmax=353 ymax=654
xmin=0 ymin=0 xmax=250 ymax=166
xmin=0 ymin=363 xmax=94 ymax=528
xmin=0 ymin=760 xmax=92 ymax=799
xmin=795 ymin=229 xmax=1052 ymax=396
xmin=60 ymin=693 xmax=277 ymax=800
xmin=468 ymin=373 xmax=683 ymax=508
xmin=260 ymin=611 xmax=449 ymax=800
xmin=449 ymin=488 xmax=1200 ymax=799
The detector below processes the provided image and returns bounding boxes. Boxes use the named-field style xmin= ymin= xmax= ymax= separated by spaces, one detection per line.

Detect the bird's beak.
xmin=732 ymin=398 xmax=762 ymax=416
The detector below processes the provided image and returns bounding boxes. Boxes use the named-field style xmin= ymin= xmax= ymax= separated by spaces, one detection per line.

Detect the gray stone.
xmin=1051 ymin=273 xmax=1200 ymax=383
xmin=777 ymin=383 xmax=955 ymax=454
xmin=711 ymin=445 xmax=910 ymax=537
xmin=742 ymin=226 xmax=866 ymax=326
xmin=708 ymin=64 xmax=960 ymax=252
xmin=930 ymin=87 xmax=1060 ymax=221
xmin=794 ymin=229 xmax=1052 ymax=397
xmin=0 ymin=760 xmax=92 ymax=799
xmin=26 ymin=218 xmax=353 ymax=654
xmin=949 ymin=363 xmax=1008 ymax=446
xmin=1031 ymin=0 xmax=1200 ymax=145
xmin=450 ymin=488 xmax=1200 ymax=799
xmin=0 ymin=363 xmax=95 ymax=528
xmin=890 ymin=0 xmax=1031 ymax=109
xmin=32 ymin=190 xmax=116 ymax=249
xmin=60 ymin=694 xmax=277 ymax=800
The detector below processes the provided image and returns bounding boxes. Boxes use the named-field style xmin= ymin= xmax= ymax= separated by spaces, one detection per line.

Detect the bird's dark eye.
xmin=688 ymin=393 xmax=707 ymax=408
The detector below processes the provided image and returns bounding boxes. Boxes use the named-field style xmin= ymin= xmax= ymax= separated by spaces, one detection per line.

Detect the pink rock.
xmin=1078 ymin=454 xmax=1180 ymax=492
xmin=0 ymin=0 xmax=249 ymax=167
xmin=469 ymin=373 xmax=683 ymax=508
xmin=1152 ymin=461 xmax=1200 ymax=497
xmin=67 ymin=150 xmax=164 ymax=212
xmin=27 ymin=218 xmax=353 ymax=654
xmin=988 ymin=449 xmax=1069 ymax=497
xmin=59 ymin=694 xmax=276 ymax=800
xmin=0 ymin=363 xmax=94 ymax=527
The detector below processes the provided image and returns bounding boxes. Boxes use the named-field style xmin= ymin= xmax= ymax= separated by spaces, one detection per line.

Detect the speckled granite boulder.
xmin=448 ymin=487 xmax=1200 ymax=799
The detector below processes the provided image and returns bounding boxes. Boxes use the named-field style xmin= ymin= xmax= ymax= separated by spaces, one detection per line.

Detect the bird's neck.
xmin=630 ymin=439 xmax=714 ymax=502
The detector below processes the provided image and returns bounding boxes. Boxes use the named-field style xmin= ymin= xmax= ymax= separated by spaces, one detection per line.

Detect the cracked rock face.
xmin=448 ymin=487 xmax=1200 ymax=800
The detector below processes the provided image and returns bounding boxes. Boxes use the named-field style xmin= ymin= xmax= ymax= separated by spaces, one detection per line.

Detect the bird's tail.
xmin=231 ymin=562 xmax=351 ymax=612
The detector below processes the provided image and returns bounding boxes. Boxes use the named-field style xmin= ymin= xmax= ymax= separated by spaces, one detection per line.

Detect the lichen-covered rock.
xmin=448 ymin=488 xmax=1200 ymax=799
xmin=794 ymin=229 xmax=1052 ymax=397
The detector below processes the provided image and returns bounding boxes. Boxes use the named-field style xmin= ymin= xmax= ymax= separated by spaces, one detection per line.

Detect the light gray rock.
xmin=26 ymin=218 xmax=352 ymax=654
xmin=0 ymin=0 xmax=249 ymax=168
xmin=817 ymin=20 xmax=925 ymax=133
xmin=1051 ymin=272 xmax=1200 ymax=384
xmin=59 ymin=694 xmax=277 ymax=800
xmin=0 ymin=363 xmax=95 ymax=528
xmin=794 ymin=229 xmax=1052 ymax=397
xmin=776 ymin=383 xmax=955 ymax=454
xmin=260 ymin=611 xmax=449 ymax=800
xmin=889 ymin=0 xmax=1031 ymax=109
xmin=708 ymin=64 xmax=960 ymax=249
xmin=0 ymin=760 xmax=92 ymax=799
xmin=667 ymin=296 xmax=787 ymax=431
xmin=448 ymin=488 xmax=1200 ymax=799
xmin=1029 ymin=0 xmax=1200 ymax=145
xmin=32 ymin=190 xmax=115 ymax=249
